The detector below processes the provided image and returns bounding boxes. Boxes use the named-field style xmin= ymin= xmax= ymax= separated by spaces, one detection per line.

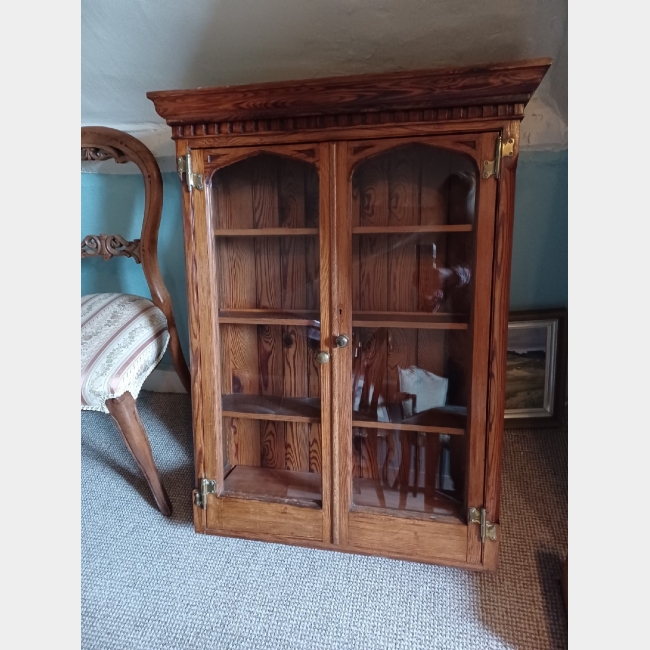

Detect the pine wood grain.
xmin=164 ymin=62 xmax=539 ymax=568
xmin=210 ymin=495 xmax=323 ymax=541
xmin=176 ymin=141 xmax=207 ymax=512
xmin=283 ymin=325 xmax=310 ymax=471
xmin=189 ymin=150 xmax=222 ymax=490
xmin=484 ymin=121 xmax=521 ymax=541
xmin=222 ymin=465 xmax=322 ymax=507
xmin=347 ymin=511 xmax=468 ymax=563
xmin=148 ymin=59 xmax=551 ymax=125
xmin=221 ymin=394 xmax=320 ymax=421
xmin=463 ymin=132 xmax=499 ymax=564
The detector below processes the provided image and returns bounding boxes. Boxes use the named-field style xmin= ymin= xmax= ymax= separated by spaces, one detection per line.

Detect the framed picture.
xmin=504 ymin=309 xmax=567 ymax=428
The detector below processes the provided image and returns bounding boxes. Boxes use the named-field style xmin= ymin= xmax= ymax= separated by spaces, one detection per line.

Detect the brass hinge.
xmin=177 ymin=152 xmax=204 ymax=192
xmin=482 ymin=134 xmax=515 ymax=180
xmin=468 ymin=507 xmax=497 ymax=543
xmin=194 ymin=478 xmax=215 ymax=509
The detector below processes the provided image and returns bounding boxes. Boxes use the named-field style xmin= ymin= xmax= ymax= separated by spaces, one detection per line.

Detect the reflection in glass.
xmin=349 ymin=144 xmax=477 ymax=519
xmin=208 ymin=153 xmax=322 ymax=506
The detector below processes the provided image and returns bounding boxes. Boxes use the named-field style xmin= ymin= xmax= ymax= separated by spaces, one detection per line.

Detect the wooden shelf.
xmin=222 ymin=394 xmax=321 ymax=423
xmin=352 ymin=225 xmax=472 ymax=234
xmin=352 ymin=312 xmax=468 ymax=330
xmin=352 ymin=477 xmax=463 ymax=522
xmin=352 ymin=406 xmax=466 ymax=435
xmin=215 ymin=228 xmax=319 ymax=237
xmin=219 ymin=309 xmax=320 ymax=327
xmin=223 ymin=465 xmax=322 ymax=508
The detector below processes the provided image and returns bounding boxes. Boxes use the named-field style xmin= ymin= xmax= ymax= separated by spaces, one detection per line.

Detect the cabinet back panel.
xmin=351 ymin=327 xmax=468 ymax=487
xmin=224 ymin=416 xmax=322 ymax=474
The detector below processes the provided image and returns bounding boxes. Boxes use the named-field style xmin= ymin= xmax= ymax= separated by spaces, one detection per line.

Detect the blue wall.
xmin=81 ymin=150 xmax=567 ymax=366
xmin=81 ymin=172 xmax=188 ymax=368
xmin=510 ymin=150 xmax=568 ymax=310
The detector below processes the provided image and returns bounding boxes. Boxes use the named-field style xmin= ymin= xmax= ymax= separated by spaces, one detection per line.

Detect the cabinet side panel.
xmin=485 ymin=122 xmax=520 ymax=527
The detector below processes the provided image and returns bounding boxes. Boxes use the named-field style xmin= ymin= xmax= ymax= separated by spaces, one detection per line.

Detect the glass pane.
xmin=348 ymin=143 xmax=477 ymax=520
xmin=352 ymin=429 xmax=464 ymax=518
xmin=352 ymin=232 xmax=472 ymax=316
xmin=210 ymin=153 xmax=322 ymax=506
xmin=351 ymin=144 xmax=477 ymax=316
xmin=216 ymin=235 xmax=320 ymax=314
xmin=212 ymin=155 xmax=319 ymax=231
xmin=351 ymin=144 xmax=476 ymax=229
xmin=223 ymin=418 xmax=322 ymax=508
xmin=351 ymin=327 xmax=468 ymax=430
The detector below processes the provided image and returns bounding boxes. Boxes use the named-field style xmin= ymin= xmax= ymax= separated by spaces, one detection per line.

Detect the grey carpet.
xmin=82 ymin=392 xmax=567 ymax=650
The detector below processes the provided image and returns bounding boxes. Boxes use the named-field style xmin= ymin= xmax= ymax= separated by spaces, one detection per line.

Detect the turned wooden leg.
xmin=105 ymin=392 xmax=173 ymax=516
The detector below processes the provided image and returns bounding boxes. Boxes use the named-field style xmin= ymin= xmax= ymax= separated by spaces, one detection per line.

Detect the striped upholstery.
xmin=81 ymin=294 xmax=170 ymax=413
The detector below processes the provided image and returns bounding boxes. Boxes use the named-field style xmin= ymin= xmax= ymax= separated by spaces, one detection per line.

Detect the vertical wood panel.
xmin=280 ymin=158 xmax=307 ymax=310
xmin=387 ymin=150 xmax=419 ymax=492
xmin=307 ymin=328 xmax=322 ymax=474
xmin=319 ymin=141 xmax=333 ymax=543
xmin=355 ymin=155 xmax=391 ymax=484
xmin=484 ymin=121 xmax=521 ymax=566
xmin=260 ymin=420 xmax=285 ymax=469
xmin=417 ymin=329 xmax=446 ymax=497
xmin=357 ymin=156 xmax=389 ymax=311
xmin=283 ymin=325 xmax=310 ymax=471
xmin=221 ymin=324 xmax=261 ymax=467
xmin=226 ymin=416 xmax=261 ymax=469
xmin=446 ymin=172 xmax=475 ymax=314
xmin=464 ymin=133 xmax=499 ymax=564
xmin=215 ymin=167 xmax=256 ymax=310
xmin=309 ymin=423 xmax=322 ymax=474
xmin=191 ymin=151 xmax=223 ymax=496
xmin=305 ymin=165 xmax=320 ymax=309
xmin=351 ymin=172 xmax=360 ymax=310
xmin=252 ymin=158 xmax=284 ymax=469
xmin=388 ymin=150 xmax=419 ymax=311
xmin=215 ymin=164 xmax=260 ymax=467
xmin=285 ymin=422 xmax=310 ymax=472
xmin=258 ymin=325 xmax=285 ymax=469
xmin=334 ymin=143 xmax=353 ymax=545
xmin=419 ymin=148 xmax=450 ymax=226
xmin=419 ymin=149 xmax=449 ymax=311
xmin=180 ymin=142 xmax=207 ymax=532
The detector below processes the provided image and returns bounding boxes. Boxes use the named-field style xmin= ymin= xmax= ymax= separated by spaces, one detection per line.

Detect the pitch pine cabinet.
xmin=148 ymin=59 xmax=550 ymax=570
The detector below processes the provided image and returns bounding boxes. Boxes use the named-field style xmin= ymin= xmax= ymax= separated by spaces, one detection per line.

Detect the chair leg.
xmin=105 ymin=392 xmax=172 ymax=516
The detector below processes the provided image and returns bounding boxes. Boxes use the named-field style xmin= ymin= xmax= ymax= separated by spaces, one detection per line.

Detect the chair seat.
xmin=81 ymin=293 xmax=169 ymax=413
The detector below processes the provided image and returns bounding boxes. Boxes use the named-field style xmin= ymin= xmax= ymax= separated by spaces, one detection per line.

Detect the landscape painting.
xmin=504 ymin=320 xmax=557 ymax=418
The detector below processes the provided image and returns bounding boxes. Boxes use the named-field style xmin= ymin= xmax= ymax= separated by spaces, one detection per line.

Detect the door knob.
xmin=317 ymin=351 xmax=331 ymax=364
xmin=335 ymin=334 xmax=349 ymax=348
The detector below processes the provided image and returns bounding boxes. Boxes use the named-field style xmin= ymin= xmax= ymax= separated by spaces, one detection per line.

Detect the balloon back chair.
xmin=81 ymin=126 xmax=191 ymax=516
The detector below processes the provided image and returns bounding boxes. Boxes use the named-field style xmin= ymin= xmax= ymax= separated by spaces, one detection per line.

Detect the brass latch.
xmin=468 ymin=507 xmax=497 ymax=543
xmin=482 ymin=134 xmax=515 ymax=180
xmin=177 ymin=152 xmax=204 ymax=192
xmin=194 ymin=478 xmax=216 ymax=509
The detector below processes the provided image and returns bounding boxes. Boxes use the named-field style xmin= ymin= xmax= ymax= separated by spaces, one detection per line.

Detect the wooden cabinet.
xmin=148 ymin=58 xmax=550 ymax=570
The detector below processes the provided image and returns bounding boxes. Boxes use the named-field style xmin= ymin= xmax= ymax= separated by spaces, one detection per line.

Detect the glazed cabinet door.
xmin=188 ymin=143 xmax=333 ymax=544
xmin=332 ymin=134 xmax=499 ymax=566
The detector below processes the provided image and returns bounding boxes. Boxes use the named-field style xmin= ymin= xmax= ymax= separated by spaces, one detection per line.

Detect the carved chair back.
xmin=81 ymin=126 xmax=190 ymax=393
